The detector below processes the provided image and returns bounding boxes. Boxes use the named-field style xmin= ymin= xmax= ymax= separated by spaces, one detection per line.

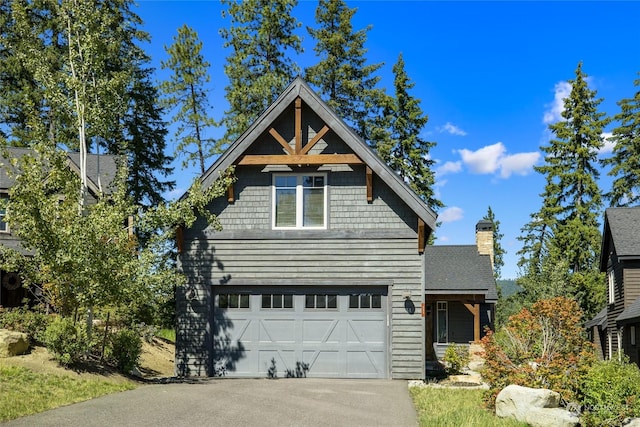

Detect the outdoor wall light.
xmin=404 ymin=295 xmax=416 ymax=315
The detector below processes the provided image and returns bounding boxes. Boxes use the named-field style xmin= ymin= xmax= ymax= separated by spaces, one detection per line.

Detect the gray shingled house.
xmin=424 ymin=220 xmax=498 ymax=360
xmin=0 ymin=148 xmax=117 ymax=307
xmin=175 ymin=78 xmax=497 ymax=379
xmin=591 ymin=207 xmax=640 ymax=366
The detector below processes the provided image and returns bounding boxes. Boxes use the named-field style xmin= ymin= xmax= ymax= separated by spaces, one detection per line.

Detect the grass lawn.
xmin=156 ymin=327 xmax=175 ymax=343
xmin=0 ymin=364 xmax=136 ymax=422
xmin=410 ymin=386 xmax=528 ymax=427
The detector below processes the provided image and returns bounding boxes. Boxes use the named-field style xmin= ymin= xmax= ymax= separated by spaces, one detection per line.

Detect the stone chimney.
xmin=475 ymin=220 xmax=494 ymax=269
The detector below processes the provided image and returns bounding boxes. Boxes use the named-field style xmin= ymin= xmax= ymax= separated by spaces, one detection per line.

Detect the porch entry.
xmin=425 ymin=297 xmax=485 ymax=360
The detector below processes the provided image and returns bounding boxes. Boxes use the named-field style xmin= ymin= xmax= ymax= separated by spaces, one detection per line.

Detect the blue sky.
xmin=136 ymin=1 xmax=640 ymax=279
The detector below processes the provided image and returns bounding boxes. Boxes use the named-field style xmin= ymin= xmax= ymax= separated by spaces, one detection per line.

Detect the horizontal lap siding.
xmin=180 ymin=237 xmax=424 ymax=379
xmin=178 ymin=162 xmax=425 ymax=379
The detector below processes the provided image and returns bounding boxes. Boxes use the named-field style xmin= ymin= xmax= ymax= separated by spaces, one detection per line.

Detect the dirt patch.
xmin=138 ymin=338 xmax=175 ymax=378
xmin=0 ymin=338 xmax=175 ymax=381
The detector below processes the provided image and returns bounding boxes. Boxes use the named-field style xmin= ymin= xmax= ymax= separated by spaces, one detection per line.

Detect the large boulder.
xmin=0 ymin=329 xmax=29 ymax=357
xmin=496 ymin=385 xmax=579 ymax=427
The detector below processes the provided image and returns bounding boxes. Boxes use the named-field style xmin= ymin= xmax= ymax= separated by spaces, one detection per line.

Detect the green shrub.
xmin=581 ymin=355 xmax=640 ymax=427
xmin=481 ymin=297 xmax=595 ymax=407
xmin=107 ymin=328 xmax=142 ymax=373
xmin=0 ymin=307 xmax=51 ymax=344
xmin=444 ymin=344 xmax=469 ymax=375
xmin=43 ymin=316 xmax=91 ymax=366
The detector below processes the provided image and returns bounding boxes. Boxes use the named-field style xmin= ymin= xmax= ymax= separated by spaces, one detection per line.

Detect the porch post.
xmin=464 ymin=303 xmax=480 ymax=342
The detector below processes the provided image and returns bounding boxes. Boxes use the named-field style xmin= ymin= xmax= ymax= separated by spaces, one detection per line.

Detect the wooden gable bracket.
xmin=366 ymin=166 xmax=373 ymax=202
xmin=418 ymin=218 xmax=426 ymax=254
xmin=176 ymin=225 xmax=185 ymax=254
xmin=238 ymin=97 xmax=363 ymax=166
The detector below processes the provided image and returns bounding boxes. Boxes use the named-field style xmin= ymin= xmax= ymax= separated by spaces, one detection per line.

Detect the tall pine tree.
xmin=305 ymin=0 xmax=383 ymax=143
xmin=603 ymin=73 xmax=640 ymax=206
xmin=220 ymin=0 xmax=302 ymax=143
xmin=518 ymin=62 xmax=608 ymax=317
xmin=483 ymin=206 xmax=505 ymax=279
xmin=160 ymin=24 xmax=219 ymax=175
xmin=374 ymin=53 xmax=441 ymax=212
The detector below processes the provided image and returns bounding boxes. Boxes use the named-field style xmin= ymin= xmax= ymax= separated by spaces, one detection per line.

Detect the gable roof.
xmin=585 ymin=306 xmax=607 ymax=329
xmin=424 ymin=245 xmax=498 ymax=301
xmin=599 ymin=207 xmax=640 ymax=271
xmin=197 ymin=77 xmax=437 ymax=231
xmin=0 ymin=147 xmax=118 ymax=197
xmin=617 ymin=296 xmax=640 ymax=324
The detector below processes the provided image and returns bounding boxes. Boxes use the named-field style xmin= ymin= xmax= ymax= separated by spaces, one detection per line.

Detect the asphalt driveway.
xmin=5 ymin=378 xmax=419 ymax=427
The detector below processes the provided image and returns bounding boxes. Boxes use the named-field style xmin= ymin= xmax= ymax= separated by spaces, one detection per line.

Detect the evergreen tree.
xmin=305 ymin=0 xmax=383 ymax=142
xmin=603 ymin=74 xmax=640 ymax=206
xmin=160 ymin=24 xmax=219 ymax=175
xmin=221 ymin=0 xmax=302 ymax=142
xmin=122 ymin=66 xmax=175 ymax=208
xmin=0 ymin=0 xmax=173 ymax=206
xmin=517 ymin=62 xmax=608 ymax=318
xmin=373 ymin=53 xmax=442 ymax=212
xmin=483 ymin=206 xmax=505 ymax=279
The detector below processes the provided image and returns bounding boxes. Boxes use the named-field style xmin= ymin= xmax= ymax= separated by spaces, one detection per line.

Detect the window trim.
xmin=272 ymin=173 xmax=327 ymax=230
xmin=0 ymin=193 xmax=8 ymax=233
xmin=437 ymin=301 xmax=448 ymax=344
xmin=608 ymin=269 xmax=616 ymax=304
xmin=631 ymin=326 xmax=636 ymax=347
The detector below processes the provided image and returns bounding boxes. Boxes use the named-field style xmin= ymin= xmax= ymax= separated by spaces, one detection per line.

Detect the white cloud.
xmin=456 ymin=142 xmax=540 ymax=178
xmin=439 ymin=122 xmax=467 ymax=136
xmin=543 ymin=81 xmax=572 ymax=124
xmin=499 ymin=152 xmax=542 ymax=178
xmin=437 ymin=235 xmax=450 ymax=243
xmin=436 ymin=160 xmax=463 ymax=177
xmin=438 ymin=206 xmax=464 ymax=223
xmin=598 ymin=132 xmax=615 ymax=156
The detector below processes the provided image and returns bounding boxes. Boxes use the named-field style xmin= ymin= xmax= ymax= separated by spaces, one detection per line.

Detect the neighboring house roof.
xmin=600 ymin=207 xmax=640 ymax=271
xmin=585 ymin=306 xmax=607 ymax=329
xmin=0 ymin=147 xmax=118 ymax=196
xmin=424 ymin=245 xmax=498 ymax=301
xmin=194 ymin=77 xmax=437 ymax=231
xmin=617 ymin=296 xmax=640 ymax=324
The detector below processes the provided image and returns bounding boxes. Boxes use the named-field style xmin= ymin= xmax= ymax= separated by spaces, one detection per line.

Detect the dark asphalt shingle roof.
xmin=0 ymin=148 xmax=117 ymax=196
xmin=424 ymin=245 xmax=498 ymax=301
xmin=585 ymin=306 xmax=607 ymax=329
xmin=617 ymin=297 xmax=640 ymax=324
xmin=606 ymin=207 xmax=640 ymax=257
xmin=600 ymin=207 xmax=640 ymax=271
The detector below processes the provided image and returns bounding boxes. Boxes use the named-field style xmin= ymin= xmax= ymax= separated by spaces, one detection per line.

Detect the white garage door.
xmin=211 ymin=286 xmax=388 ymax=378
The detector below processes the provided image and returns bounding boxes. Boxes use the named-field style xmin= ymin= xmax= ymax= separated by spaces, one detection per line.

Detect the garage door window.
xmin=306 ymin=294 xmax=337 ymax=309
xmin=349 ymin=293 xmax=382 ymax=309
xmin=218 ymin=293 xmax=250 ymax=309
xmin=262 ymin=294 xmax=293 ymax=309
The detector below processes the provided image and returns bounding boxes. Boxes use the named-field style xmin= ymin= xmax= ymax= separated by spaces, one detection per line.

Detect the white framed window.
xmin=437 ymin=301 xmax=448 ymax=344
xmin=608 ymin=269 xmax=616 ymax=304
xmin=0 ymin=193 xmax=8 ymax=233
xmin=272 ymin=174 xmax=327 ymax=229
